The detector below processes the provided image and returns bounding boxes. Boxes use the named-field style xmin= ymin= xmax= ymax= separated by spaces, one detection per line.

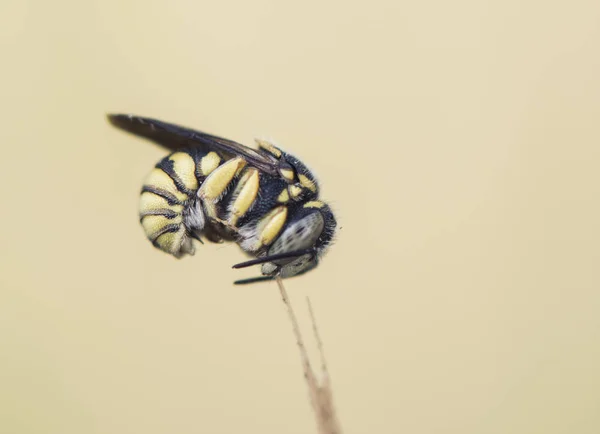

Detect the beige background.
xmin=1 ymin=1 xmax=599 ymax=433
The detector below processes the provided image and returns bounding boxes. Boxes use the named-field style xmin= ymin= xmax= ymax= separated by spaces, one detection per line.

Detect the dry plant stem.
xmin=276 ymin=276 xmax=343 ymax=434
xmin=307 ymin=297 xmax=342 ymax=432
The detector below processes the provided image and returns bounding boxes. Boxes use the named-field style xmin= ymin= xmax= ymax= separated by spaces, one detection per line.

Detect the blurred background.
xmin=1 ymin=1 xmax=599 ymax=433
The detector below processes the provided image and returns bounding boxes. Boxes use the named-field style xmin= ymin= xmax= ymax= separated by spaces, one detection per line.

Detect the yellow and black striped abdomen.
xmin=139 ymin=149 xmax=222 ymax=257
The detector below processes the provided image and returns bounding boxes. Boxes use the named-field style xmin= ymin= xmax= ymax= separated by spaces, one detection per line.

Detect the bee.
xmin=107 ymin=114 xmax=337 ymax=284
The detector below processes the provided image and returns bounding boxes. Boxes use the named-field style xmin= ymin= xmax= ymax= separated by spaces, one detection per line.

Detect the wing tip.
xmin=106 ymin=113 xmax=133 ymax=129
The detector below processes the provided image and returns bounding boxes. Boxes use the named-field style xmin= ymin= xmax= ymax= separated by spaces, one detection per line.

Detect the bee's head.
xmin=259 ymin=201 xmax=337 ymax=279
xmin=229 ymin=139 xmax=336 ymax=284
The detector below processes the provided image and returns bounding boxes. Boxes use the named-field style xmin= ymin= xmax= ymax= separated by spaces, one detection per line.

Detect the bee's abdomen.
xmin=139 ymin=150 xmax=222 ymax=257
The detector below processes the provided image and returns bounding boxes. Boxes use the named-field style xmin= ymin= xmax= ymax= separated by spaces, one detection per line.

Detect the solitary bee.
xmin=107 ymin=114 xmax=337 ymax=284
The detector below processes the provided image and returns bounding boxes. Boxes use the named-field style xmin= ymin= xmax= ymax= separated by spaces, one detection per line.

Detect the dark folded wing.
xmin=107 ymin=114 xmax=279 ymax=175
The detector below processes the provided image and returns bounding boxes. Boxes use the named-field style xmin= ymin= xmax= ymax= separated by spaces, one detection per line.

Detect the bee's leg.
xmin=233 ymin=275 xmax=276 ymax=285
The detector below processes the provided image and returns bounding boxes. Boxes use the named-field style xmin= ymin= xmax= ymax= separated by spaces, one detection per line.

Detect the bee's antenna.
xmin=231 ymin=249 xmax=315 ymax=269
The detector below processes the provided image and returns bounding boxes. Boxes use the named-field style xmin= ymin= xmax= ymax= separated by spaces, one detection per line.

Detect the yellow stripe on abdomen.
xmin=139 ymin=191 xmax=184 ymax=214
xmin=154 ymin=227 xmax=187 ymax=253
xmin=199 ymin=152 xmax=221 ymax=176
xmin=141 ymin=214 xmax=183 ymax=238
xmin=144 ymin=168 xmax=189 ymax=203
xmin=169 ymin=152 xmax=198 ymax=191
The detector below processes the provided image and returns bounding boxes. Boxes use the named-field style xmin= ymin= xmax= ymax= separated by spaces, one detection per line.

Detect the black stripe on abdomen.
xmin=140 ymin=186 xmax=182 ymax=206
xmin=150 ymin=223 xmax=181 ymax=244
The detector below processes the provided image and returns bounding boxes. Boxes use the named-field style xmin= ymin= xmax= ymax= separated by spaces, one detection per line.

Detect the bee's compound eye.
xmin=268 ymin=212 xmax=324 ymax=258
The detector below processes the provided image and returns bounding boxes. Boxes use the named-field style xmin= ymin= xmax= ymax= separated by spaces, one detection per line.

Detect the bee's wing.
xmin=107 ymin=114 xmax=280 ymax=176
